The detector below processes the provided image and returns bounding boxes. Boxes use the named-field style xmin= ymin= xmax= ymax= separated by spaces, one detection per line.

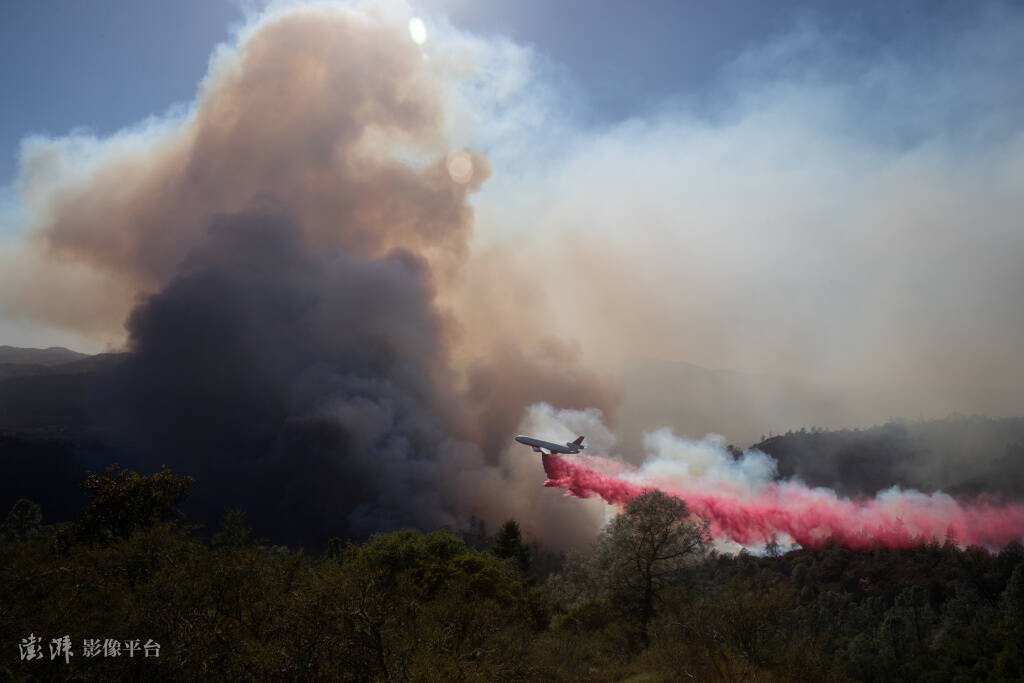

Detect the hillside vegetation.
xmin=3 ymin=467 xmax=1023 ymax=682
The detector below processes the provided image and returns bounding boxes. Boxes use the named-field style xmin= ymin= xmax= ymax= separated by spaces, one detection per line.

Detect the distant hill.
xmin=617 ymin=357 xmax=1024 ymax=456
xmin=0 ymin=350 xmax=124 ymax=431
xmin=0 ymin=345 xmax=89 ymax=366
xmin=608 ymin=358 xmax=1024 ymax=499
xmin=752 ymin=416 xmax=1024 ymax=499
xmin=0 ymin=347 xmax=123 ymax=523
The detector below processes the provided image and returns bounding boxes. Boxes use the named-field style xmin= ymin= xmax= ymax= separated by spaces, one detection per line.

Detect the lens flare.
xmin=447 ymin=150 xmax=474 ymax=184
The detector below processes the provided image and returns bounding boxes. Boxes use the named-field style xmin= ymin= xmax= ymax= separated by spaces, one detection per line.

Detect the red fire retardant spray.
xmin=542 ymin=453 xmax=1024 ymax=550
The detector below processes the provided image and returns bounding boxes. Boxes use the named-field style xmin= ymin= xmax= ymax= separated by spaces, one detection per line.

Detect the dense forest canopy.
xmin=3 ymin=467 xmax=1024 ymax=681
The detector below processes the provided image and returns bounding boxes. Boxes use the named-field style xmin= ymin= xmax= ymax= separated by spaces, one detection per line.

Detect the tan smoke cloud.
xmin=2 ymin=4 xmax=489 ymax=338
xmin=456 ymin=12 xmax=1024 ymax=444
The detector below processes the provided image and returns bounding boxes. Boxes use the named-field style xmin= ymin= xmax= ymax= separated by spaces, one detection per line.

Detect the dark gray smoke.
xmin=89 ymin=208 xmax=614 ymax=545
xmin=92 ymin=211 xmax=460 ymax=542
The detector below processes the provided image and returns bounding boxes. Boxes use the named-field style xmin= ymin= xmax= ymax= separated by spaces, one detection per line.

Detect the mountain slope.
xmin=0 ymin=346 xmax=90 ymax=366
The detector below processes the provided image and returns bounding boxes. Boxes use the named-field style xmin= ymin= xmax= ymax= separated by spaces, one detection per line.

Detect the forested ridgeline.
xmin=752 ymin=416 xmax=1024 ymax=498
xmin=2 ymin=467 xmax=1023 ymax=682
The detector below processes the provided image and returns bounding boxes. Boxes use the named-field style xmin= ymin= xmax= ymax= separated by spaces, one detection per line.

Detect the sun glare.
xmin=408 ymin=17 xmax=427 ymax=45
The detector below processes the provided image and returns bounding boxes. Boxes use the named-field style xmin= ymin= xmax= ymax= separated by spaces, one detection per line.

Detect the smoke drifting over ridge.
xmin=455 ymin=4 xmax=1024 ymax=434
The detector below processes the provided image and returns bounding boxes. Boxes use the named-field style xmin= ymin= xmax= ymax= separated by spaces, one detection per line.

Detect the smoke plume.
xmin=457 ymin=3 xmax=1024 ymax=443
xmin=0 ymin=4 xmax=615 ymax=546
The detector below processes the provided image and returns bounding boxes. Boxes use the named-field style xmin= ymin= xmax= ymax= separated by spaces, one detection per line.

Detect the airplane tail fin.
xmin=571 ymin=436 xmax=585 ymax=449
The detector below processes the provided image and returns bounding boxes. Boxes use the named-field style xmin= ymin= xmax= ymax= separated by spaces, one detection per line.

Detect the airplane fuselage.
xmin=514 ymin=434 xmax=583 ymax=455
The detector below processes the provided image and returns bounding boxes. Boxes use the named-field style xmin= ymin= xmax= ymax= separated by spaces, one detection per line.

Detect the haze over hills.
xmin=618 ymin=357 xmax=931 ymax=451
xmin=618 ymin=357 xmax=850 ymax=451
xmin=0 ymin=347 xmax=125 ymax=430
xmin=0 ymin=345 xmax=89 ymax=374
xmin=0 ymin=345 xmax=88 ymax=365
xmin=0 ymin=346 xmax=913 ymax=447
xmin=2 ymin=344 xmax=1023 ymax=542
xmin=0 ymin=346 xmax=125 ymax=523
xmin=753 ymin=416 xmax=1024 ymax=500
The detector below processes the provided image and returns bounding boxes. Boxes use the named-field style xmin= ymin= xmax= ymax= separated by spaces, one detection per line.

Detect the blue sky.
xmin=0 ymin=0 xmax=989 ymax=186
xmin=0 ymin=1 xmax=244 ymax=185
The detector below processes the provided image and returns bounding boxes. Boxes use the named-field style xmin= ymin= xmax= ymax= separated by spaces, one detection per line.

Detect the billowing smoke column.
xmin=538 ymin=425 xmax=1024 ymax=550
xmin=94 ymin=211 xmax=463 ymax=540
xmin=0 ymin=5 xmax=616 ymax=546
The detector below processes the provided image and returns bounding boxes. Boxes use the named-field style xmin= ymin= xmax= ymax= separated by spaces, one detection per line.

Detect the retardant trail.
xmin=541 ymin=453 xmax=1024 ymax=550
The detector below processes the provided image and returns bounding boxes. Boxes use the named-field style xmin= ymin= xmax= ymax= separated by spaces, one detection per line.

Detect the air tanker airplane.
xmin=514 ymin=434 xmax=586 ymax=455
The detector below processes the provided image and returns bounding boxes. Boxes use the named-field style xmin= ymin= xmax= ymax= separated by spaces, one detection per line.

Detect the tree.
xmin=76 ymin=465 xmax=194 ymax=543
xmin=492 ymin=519 xmax=531 ymax=576
xmin=212 ymin=507 xmax=254 ymax=548
xmin=597 ymin=489 xmax=709 ymax=646
xmin=1 ymin=498 xmax=43 ymax=541
xmin=333 ymin=529 xmax=537 ymax=680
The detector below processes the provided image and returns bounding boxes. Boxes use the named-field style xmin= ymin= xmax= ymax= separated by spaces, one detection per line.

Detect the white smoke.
xmin=636 ymin=429 xmax=777 ymax=496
